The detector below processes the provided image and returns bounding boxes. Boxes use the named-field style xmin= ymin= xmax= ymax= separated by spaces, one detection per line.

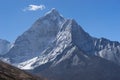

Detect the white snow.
xmin=1 ymin=8 xmax=120 ymax=71
xmin=3 ymin=8 xmax=65 ymax=63
xmin=18 ymin=57 xmax=38 ymax=70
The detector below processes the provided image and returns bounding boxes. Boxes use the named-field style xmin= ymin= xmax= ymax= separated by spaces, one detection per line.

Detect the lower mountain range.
xmin=0 ymin=9 xmax=120 ymax=80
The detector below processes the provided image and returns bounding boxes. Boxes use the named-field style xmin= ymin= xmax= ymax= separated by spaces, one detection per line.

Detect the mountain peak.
xmin=2 ymin=8 xmax=120 ymax=80
xmin=4 ymin=8 xmax=65 ymax=63
xmin=60 ymin=19 xmax=88 ymax=37
xmin=51 ymin=8 xmax=58 ymax=13
xmin=45 ymin=8 xmax=59 ymax=15
xmin=44 ymin=8 xmax=64 ymax=21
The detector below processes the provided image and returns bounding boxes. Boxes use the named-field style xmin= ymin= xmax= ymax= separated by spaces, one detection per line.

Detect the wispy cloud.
xmin=23 ymin=4 xmax=45 ymax=11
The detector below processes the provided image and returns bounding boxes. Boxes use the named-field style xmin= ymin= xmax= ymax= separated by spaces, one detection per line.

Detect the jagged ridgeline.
xmin=0 ymin=9 xmax=120 ymax=80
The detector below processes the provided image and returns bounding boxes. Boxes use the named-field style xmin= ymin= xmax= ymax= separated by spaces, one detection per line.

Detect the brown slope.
xmin=0 ymin=60 xmax=47 ymax=80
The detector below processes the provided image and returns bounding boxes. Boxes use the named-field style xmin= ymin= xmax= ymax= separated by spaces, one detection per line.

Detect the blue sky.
xmin=0 ymin=0 xmax=120 ymax=42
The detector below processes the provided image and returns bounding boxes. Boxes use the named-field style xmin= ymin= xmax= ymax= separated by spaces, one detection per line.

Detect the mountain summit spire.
xmin=44 ymin=8 xmax=64 ymax=21
xmin=45 ymin=8 xmax=59 ymax=15
xmin=1 ymin=8 xmax=120 ymax=80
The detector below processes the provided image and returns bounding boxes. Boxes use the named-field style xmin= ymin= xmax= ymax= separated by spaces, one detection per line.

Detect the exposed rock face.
xmin=17 ymin=18 xmax=120 ymax=70
xmin=33 ymin=49 xmax=120 ymax=80
xmin=1 ymin=9 xmax=120 ymax=80
xmin=17 ymin=19 xmax=120 ymax=80
xmin=3 ymin=9 xmax=120 ymax=65
xmin=94 ymin=38 xmax=120 ymax=64
xmin=5 ymin=9 xmax=65 ymax=63
xmin=25 ymin=19 xmax=120 ymax=80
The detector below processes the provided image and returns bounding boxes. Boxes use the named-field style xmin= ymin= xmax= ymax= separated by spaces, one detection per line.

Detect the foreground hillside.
xmin=0 ymin=60 xmax=46 ymax=80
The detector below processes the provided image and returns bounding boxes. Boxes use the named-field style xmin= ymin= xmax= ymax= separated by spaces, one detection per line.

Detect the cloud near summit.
xmin=23 ymin=4 xmax=45 ymax=11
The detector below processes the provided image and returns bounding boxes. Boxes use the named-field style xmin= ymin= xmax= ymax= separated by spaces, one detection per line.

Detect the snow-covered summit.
xmin=1 ymin=9 xmax=120 ymax=71
xmin=45 ymin=8 xmax=60 ymax=17
xmin=4 ymin=9 xmax=65 ymax=63
xmin=18 ymin=18 xmax=120 ymax=70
